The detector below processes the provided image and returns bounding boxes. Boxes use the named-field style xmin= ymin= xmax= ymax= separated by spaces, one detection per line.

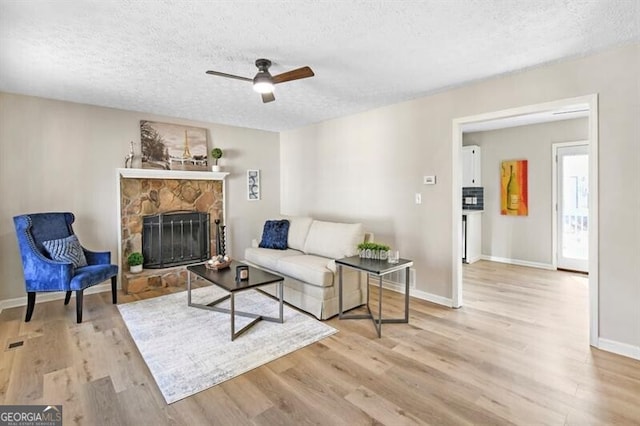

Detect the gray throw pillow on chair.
xmin=43 ymin=235 xmax=88 ymax=268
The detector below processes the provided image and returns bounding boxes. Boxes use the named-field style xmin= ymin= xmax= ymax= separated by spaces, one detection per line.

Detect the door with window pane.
xmin=557 ymin=144 xmax=589 ymax=272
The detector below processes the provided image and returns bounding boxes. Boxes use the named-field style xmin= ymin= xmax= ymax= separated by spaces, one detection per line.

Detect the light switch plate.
xmin=423 ymin=175 xmax=436 ymax=185
xmin=415 ymin=193 xmax=422 ymax=204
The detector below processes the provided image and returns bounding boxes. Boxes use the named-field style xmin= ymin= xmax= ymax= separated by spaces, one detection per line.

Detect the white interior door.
xmin=556 ymin=143 xmax=589 ymax=272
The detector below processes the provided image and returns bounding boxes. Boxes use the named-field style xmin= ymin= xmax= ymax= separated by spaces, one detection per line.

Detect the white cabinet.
xmin=462 ymin=212 xmax=482 ymax=264
xmin=462 ymin=145 xmax=481 ymax=187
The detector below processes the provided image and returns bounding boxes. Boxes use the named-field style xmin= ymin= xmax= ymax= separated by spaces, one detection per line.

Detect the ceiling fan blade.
xmin=261 ymin=92 xmax=275 ymax=103
xmin=272 ymin=66 xmax=314 ymax=84
xmin=205 ymin=70 xmax=252 ymax=82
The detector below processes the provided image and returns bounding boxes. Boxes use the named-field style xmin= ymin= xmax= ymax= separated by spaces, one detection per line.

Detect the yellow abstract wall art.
xmin=501 ymin=160 xmax=528 ymax=216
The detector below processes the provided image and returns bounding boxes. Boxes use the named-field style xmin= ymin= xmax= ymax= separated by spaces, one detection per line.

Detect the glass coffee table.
xmin=187 ymin=261 xmax=284 ymax=341
xmin=336 ymin=255 xmax=413 ymax=338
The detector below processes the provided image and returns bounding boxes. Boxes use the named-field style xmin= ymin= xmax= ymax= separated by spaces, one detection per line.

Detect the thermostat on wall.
xmin=423 ymin=175 xmax=436 ymax=185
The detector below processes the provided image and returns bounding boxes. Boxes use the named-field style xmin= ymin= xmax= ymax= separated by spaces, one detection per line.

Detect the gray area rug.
xmin=118 ymin=287 xmax=337 ymax=404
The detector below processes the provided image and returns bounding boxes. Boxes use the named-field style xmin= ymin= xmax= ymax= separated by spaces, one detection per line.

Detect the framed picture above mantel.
xmin=140 ymin=120 xmax=209 ymax=171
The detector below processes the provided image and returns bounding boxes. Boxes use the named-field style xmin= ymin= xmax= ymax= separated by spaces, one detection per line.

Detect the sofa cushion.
xmin=259 ymin=219 xmax=290 ymax=250
xmin=276 ymin=255 xmax=334 ymax=287
xmin=280 ymin=215 xmax=313 ymax=251
xmin=245 ymin=247 xmax=301 ymax=270
xmin=42 ymin=235 xmax=88 ymax=268
xmin=303 ymin=220 xmax=364 ymax=260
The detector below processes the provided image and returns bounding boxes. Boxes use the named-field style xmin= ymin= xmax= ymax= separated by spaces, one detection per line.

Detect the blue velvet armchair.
xmin=13 ymin=212 xmax=118 ymax=323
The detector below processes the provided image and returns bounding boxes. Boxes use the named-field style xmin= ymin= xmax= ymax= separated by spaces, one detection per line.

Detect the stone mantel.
xmin=117 ymin=168 xmax=229 ymax=181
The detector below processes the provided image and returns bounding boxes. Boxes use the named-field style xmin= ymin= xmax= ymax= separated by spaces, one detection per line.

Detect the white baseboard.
xmin=380 ymin=279 xmax=453 ymax=308
xmin=480 ymin=255 xmax=555 ymax=270
xmin=598 ymin=337 xmax=640 ymax=361
xmin=0 ymin=282 xmax=114 ymax=313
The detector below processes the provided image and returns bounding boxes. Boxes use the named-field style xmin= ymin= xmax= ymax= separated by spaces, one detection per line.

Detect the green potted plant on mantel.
xmin=127 ymin=252 xmax=144 ymax=274
xmin=210 ymin=148 xmax=223 ymax=172
xmin=357 ymin=242 xmax=391 ymax=260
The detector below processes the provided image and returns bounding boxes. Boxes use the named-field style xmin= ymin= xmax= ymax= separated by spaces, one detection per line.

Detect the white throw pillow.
xmin=303 ymin=220 xmax=364 ymax=260
xmin=279 ymin=215 xmax=313 ymax=251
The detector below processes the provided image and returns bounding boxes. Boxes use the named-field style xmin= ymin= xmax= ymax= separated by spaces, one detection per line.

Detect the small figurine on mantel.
xmin=125 ymin=141 xmax=135 ymax=168
xmin=125 ymin=141 xmax=141 ymax=168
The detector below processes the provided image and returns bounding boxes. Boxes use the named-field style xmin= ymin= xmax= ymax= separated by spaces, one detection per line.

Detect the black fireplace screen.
xmin=142 ymin=211 xmax=210 ymax=269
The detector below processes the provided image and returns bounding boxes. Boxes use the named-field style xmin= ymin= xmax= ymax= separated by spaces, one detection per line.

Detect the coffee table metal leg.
xmin=366 ymin=273 xmax=370 ymax=304
xmin=278 ymin=281 xmax=284 ymax=323
xmin=376 ymin=275 xmax=383 ymax=338
xmin=187 ymin=270 xmax=192 ymax=305
xmin=190 ymin=280 xmax=285 ymax=341
xmin=404 ymin=265 xmax=410 ymax=322
xmin=231 ymin=292 xmax=236 ymax=340
xmin=229 ymin=291 xmax=264 ymax=341
xmin=338 ymin=265 xmax=344 ymax=318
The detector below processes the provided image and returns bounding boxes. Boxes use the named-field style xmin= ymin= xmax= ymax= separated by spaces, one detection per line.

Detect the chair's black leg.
xmin=111 ymin=276 xmax=117 ymax=304
xmin=76 ymin=290 xmax=83 ymax=323
xmin=64 ymin=291 xmax=72 ymax=305
xmin=25 ymin=292 xmax=36 ymax=322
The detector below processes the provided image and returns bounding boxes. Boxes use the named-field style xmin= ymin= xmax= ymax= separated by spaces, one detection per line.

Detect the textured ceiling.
xmin=1 ymin=0 xmax=638 ymax=132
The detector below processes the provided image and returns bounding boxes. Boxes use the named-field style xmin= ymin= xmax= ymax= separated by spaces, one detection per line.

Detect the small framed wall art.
xmin=247 ymin=169 xmax=260 ymax=201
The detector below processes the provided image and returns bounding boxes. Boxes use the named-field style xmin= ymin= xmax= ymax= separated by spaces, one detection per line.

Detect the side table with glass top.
xmin=336 ymin=255 xmax=413 ymax=338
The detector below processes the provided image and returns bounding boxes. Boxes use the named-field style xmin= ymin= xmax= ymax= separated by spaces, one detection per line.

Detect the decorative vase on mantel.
xmin=125 ymin=141 xmax=142 ymax=169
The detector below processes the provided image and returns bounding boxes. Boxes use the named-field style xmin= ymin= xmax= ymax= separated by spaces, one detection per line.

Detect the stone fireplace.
xmin=117 ymin=168 xmax=228 ymax=293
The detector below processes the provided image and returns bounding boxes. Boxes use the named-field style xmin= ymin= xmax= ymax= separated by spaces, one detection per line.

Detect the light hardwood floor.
xmin=1 ymin=261 xmax=639 ymax=425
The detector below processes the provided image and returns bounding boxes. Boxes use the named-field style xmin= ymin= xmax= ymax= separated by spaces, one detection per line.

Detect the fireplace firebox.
xmin=142 ymin=211 xmax=210 ymax=269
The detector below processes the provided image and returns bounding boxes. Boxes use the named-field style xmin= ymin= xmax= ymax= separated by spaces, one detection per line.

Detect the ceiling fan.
xmin=206 ymin=59 xmax=314 ymax=103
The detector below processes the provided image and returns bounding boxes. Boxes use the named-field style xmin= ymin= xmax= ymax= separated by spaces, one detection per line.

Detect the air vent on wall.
xmin=377 ymin=268 xmax=416 ymax=289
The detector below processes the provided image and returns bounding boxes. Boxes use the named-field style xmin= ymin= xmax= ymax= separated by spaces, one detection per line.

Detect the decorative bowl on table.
xmin=205 ymin=255 xmax=232 ymax=270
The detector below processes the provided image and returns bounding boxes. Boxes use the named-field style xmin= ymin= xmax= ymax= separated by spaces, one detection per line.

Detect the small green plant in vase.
xmin=127 ymin=252 xmax=144 ymax=273
xmin=210 ymin=148 xmax=223 ymax=172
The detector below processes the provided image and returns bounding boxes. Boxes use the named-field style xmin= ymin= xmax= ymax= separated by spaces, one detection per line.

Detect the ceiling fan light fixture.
xmin=253 ymin=73 xmax=274 ymax=93
xmin=206 ymin=58 xmax=314 ymax=103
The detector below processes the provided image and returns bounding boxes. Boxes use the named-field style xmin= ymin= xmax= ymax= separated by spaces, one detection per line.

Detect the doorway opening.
xmin=553 ymin=142 xmax=589 ymax=273
xmin=452 ymin=94 xmax=599 ymax=347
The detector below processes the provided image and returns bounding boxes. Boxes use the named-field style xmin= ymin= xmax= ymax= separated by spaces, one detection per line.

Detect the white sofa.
xmin=244 ymin=216 xmax=371 ymax=320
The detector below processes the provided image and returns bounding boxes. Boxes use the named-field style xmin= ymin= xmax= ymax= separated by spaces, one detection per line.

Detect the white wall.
xmin=281 ymin=44 xmax=640 ymax=350
xmin=463 ymin=118 xmax=588 ymax=266
xmin=0 ymin=93 xmax=280 ymax=301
